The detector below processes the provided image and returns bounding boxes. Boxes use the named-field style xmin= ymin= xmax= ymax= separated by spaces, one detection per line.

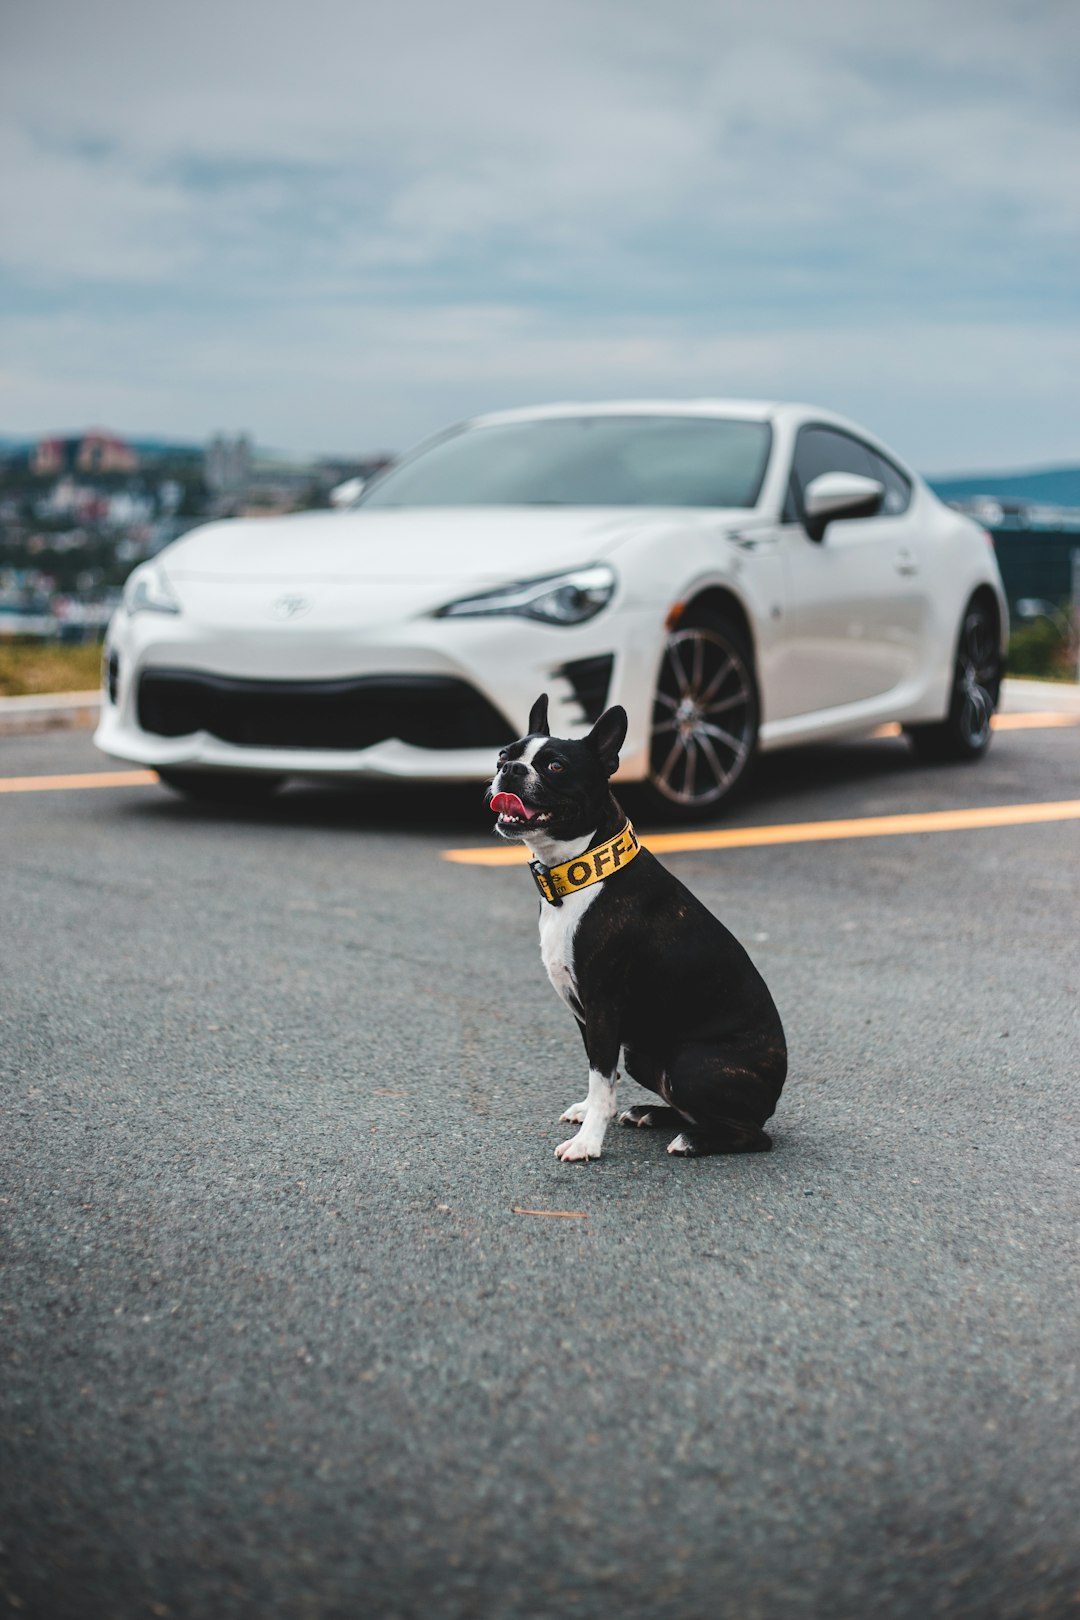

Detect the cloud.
xmin=0 ymin=0 xmax=1077 ymax=463
xmin=5 ymin=295 xmax=1076 ymax=470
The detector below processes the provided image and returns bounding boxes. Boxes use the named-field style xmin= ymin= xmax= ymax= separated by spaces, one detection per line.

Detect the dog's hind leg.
xmin=619 ymin=1047 xmax=680 ymax=1128
xmin=619 ymin=1098 xmax=767 ymax=1148
xmin=662 ymin=1041 xmax=784 ymax=1158
xmin=621 ymin=1049 xmax=696 ymax=1127
xmin=619 ymin=1104 xmax=683 ymax=1129
xmin=667 ymin=1124 xmax=772 ymax=1156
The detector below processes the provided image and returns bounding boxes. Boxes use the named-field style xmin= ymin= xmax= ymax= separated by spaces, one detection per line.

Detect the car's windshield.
xmin=359 ymin=415 xmax=773 ymax=510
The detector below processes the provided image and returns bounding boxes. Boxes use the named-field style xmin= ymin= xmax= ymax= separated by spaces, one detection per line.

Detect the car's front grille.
xmin=137 ymin=670 xmax=513 ymax=752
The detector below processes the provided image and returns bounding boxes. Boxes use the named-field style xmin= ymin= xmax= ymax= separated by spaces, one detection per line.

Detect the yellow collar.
xmin=529 ymin=821 xmax=641 ymax=907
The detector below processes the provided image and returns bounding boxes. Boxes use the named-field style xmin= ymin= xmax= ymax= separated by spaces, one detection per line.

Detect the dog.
xmin=489 ymin=694 xmax=787 ymax=1162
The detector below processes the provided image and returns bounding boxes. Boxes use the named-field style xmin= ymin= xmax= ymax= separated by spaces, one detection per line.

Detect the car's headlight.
xmin=123 ymin=564 xmax=181 ymax=617
xmin=436 ymin=564 xmax=615 ymax=626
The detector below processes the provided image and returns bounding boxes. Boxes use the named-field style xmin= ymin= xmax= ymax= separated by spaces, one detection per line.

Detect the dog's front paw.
xmin=555 ymin=1132 xmax=602 ymax=1162
xmin=559 ymin=1099 xmax=589 ymax=1124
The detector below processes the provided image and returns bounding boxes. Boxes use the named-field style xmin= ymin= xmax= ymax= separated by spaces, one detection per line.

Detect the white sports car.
xmin=96 ymin=400 xmax=1008 ymax=819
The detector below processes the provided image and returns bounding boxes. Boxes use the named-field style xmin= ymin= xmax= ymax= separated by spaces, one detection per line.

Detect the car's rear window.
xmin=359 ymin=415 xmax=773 ymax=510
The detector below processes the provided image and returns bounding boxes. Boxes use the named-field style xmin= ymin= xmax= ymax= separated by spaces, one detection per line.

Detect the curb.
xmin=999 ymin=677 xmax=1080 ymax=715
xmin=0 ymin=690 xmax=102 ymax=736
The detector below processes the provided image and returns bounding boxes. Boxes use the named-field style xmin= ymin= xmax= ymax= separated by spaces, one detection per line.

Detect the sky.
xmin=1 ymin=0 xmax=1078 ymax=472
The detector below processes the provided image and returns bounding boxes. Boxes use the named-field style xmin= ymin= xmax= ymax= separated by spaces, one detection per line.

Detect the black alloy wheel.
xmin=642 ymin=613 xmax=760 ymax=820
xmin=906 ymin=596 xmax=1002 ymax=763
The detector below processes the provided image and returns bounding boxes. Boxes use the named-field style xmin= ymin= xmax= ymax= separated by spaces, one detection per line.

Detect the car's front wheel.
xmin=906 ymin=594 xmax=1002 ymax=763
xmin=639 ymin=611 xmax=760 ymax=821
xmin=156 ymin=769 xmax=286 ymax=804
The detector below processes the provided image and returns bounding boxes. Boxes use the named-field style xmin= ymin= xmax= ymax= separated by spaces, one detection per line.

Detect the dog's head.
xmin=488 ymin=692 xmax=628 ymax=843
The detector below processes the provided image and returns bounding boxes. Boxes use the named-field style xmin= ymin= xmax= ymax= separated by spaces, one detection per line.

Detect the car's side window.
xmin=782 ymin=425 xmax=908 ymax=528
xmin=862 ymin=447 xmax=912 ymax=515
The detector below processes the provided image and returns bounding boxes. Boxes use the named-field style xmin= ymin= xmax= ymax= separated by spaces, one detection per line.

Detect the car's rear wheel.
xmin=156 ymin=769 xmax=286 ymax=804
xmin=639 ymin=612 xmax=759 ymax=821
xmin=906 ymin=595 xmax=1002 ymax=764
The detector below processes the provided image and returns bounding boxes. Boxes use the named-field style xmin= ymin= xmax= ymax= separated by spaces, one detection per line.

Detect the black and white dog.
xmin=489 ymin=694 xmax=787 ymax=1162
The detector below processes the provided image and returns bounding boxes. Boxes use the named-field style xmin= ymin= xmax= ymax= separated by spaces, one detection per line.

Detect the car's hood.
xmin=162 ymin=505 xmax=748 ymax=587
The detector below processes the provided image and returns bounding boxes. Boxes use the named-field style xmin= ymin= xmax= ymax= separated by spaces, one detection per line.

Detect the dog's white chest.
xmin=538 ymin=885 xmax=600 ymax=1015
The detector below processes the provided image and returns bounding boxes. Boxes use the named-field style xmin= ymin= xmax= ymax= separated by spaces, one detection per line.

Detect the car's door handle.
xmin=894 ymin=549 xmax=918 ymax=576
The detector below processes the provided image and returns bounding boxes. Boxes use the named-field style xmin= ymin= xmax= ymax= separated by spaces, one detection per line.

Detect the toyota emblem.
xmin=272 ymin=594 xmax=313 ymax=620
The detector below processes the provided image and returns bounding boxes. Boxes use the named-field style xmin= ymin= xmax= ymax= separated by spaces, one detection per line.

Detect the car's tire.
xmin=905 ymin=594 xmax=1002 ymax=764
xmin=156 ymin=769 xmax=286 ymax=804
xmin=637 ymin=610 xmax=760 ymax=822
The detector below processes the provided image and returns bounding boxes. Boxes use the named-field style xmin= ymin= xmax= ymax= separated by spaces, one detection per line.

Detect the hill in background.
xmin=4 ymin=432 xmax=1079 ymax=508
xmin=928 ymin=466 xmax=1080 ymax=509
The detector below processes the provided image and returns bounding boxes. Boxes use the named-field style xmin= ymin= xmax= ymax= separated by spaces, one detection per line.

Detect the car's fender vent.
xmin=137 ymin=670 xmax=513 ymax=751
xmin=554 ymin=654 xmax=614 ymax=724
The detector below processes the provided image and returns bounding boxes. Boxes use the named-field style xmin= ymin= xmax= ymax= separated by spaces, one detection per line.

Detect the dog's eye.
xmin=547 ymin=760 xmax=565 ymax=774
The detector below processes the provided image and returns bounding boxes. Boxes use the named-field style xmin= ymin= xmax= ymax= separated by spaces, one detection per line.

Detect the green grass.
xmin=0 ymin=638 xmax=104 ymax=697
xmin=1007 ymin=622 xmax=1076 ymax=682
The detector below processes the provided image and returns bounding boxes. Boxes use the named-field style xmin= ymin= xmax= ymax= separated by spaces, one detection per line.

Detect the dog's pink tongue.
xmin=491 ymin=792 xmax=535 ymax=819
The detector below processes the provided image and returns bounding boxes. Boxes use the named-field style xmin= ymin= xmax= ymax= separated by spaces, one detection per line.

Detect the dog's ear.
xmin=587 ymin=705 xmax=627 ymax=776
xmin=527 ymin=693 xmax=550 ymax=737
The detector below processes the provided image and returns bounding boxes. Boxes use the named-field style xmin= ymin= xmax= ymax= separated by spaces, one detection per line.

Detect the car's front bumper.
xmin=94 ymin=603 xmax=659 ymax=782
xmin=95 ymin=702 xmax=504 ymax=781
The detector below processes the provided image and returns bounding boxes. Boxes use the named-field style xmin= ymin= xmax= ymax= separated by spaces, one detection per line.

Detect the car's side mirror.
xmin=329 ymin=475 xmax=366 ymax=508
xmin=802 ymin=472 xmax=884 ymax=542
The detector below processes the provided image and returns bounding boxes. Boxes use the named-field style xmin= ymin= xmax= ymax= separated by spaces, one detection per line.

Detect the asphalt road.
xmin=2 ymin=710 xmax=1079 ymax=1620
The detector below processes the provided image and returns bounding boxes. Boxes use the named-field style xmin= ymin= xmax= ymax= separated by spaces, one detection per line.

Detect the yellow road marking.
xmin=873 ymin=711 xmax=1080 ymax=738
xmin=443 ymin=799 xmax=1080 ymax=867
xmin=990 ymin=711 xmax=1080 ymax=731
xmin=0 ymin=769 xmax=159 ymax=794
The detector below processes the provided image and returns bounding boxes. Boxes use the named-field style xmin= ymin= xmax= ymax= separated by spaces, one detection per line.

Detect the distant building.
xmin=205 ymin=433 xmax=253 ymax=497
xmin=33 ymin=430 xmax=138 ymax=476
xmin=76 ymin=431 xmax=138 ymax=473
xmin=31 ymin=439 xmax=66 ymax=476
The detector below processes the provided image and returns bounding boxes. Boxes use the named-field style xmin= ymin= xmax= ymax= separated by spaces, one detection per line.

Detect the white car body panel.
xmin=95 ymin=399 xmax=1008 ymax=790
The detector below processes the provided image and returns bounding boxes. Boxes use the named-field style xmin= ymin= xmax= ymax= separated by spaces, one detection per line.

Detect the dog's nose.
xmin=499 ymin=760 xmax=527 ymax=778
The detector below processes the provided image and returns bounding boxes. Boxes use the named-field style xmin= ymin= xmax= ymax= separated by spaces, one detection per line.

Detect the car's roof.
xmin=470 ymin=399 xmax=785 ymax=426
xmin=464 ymin=399 xmax=917 ymax=480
